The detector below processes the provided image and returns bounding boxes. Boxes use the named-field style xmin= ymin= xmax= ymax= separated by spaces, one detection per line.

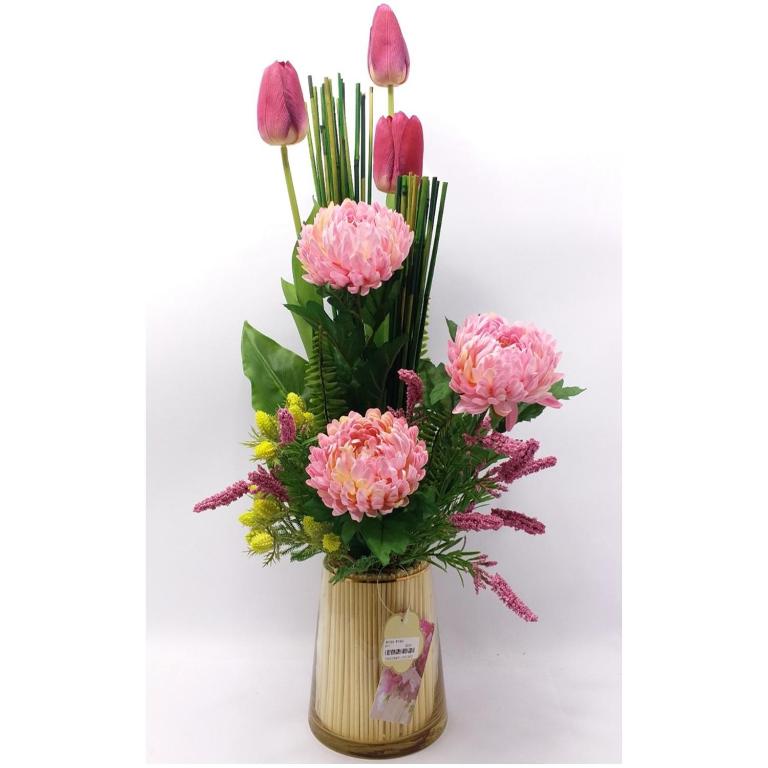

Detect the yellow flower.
xmin=254 ymin=440 xmax=278 ymax=461
xmin=322 ymin=533 xmax=341 ymax=553
xmin=255 ymin=411 xmax=279 ymax=440
xmin=288 ymin=405 xmax=306 ymax=428
xmin=248 ymin=530 xmax=274 ymax=553
xmin=239 ymin=510 xmax=259 ymax=527
xmin=241 ymin=498 xmax=283 ymax=527
xmin=302 ymin=411 xmax=315 ymax=429
xmin=286 ymin=393 xmax=306 ymax=411
xmin=302 ymin=515 xmax=324 ymax=539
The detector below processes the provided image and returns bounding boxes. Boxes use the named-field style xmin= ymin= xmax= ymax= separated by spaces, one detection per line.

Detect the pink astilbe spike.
xmin=449 ymin=512 xmax=504 ymax=531
xmin=277 ymin=408 xmax=296 ymax=444
xmin=193 ymin=480 xmax=250 ymax=513
xmin=497 ymin=454 xmax=557 ymax=484
xmin=471 ymin=553 xmax=538 ymax=621
xmin=248 ymin=466 xmax=289 ymax=502
xmin=485 ymin=574 xmax=539 ymax=622
xmin=491 ymin=509 xmax=546 ymax=535
xmin=472 ymin=554 xmax=497 ymax=594
xmin=397 ymin=369 xmax=424 ymax=419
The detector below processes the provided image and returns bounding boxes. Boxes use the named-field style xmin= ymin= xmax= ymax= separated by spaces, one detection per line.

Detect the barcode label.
xmin=381 ymin=636 xmax=420 ymax=662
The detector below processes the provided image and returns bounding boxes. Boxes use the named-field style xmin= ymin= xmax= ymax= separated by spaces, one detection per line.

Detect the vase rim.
xmin=324 ymin=558 xmax=429 ymax=583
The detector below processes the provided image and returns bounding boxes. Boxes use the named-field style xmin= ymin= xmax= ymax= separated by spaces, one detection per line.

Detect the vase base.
xmin=308 ymin=708 xmax=447 ymax=759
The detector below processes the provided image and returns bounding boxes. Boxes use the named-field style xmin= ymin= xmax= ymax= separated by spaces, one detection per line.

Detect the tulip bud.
xmin=257 ymin=61 xmax=308 ymax=146
xmin=373 ymin=112 xmax=424 ymax=193
xmin=367 ymin=4 xmax=410 ymax=87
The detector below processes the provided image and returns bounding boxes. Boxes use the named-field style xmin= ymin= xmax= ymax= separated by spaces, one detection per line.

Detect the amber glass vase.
xmin=308 ymin=560 xmax=447 ymax=758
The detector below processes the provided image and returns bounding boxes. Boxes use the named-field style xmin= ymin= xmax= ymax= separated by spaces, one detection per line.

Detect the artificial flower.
xmin=297 ymin=199 xmax=413 ymax=295
xmin=368 ymin=4 xmax=410 ymax=86
xmin=256 ymin=61 xmax=308 ymax=146
xmin=446 ymin=313 xmax=563 ymax=430
xmin=373 ymin=113 xmax=423 ymax=193
xmin=306 ymin=408 xmax=428 ymax=521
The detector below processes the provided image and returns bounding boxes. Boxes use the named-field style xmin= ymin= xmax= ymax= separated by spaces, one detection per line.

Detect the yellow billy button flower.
xmin=302 ymin=515 xmax=324 ymax=539
xmin=253 ymin=440 xmax=278 ymax=461
xmin=255 ymin=410 xmax=279 ymax=440
xmin=248 ymin=530 xmax=274 ymax=553
xmin=322 ymin=533 xmax=341 ymax=553
xmin=286 ymin=392 xmax=306 ymax=410
xmin=241 ymin=498 xmax=283 ymax=528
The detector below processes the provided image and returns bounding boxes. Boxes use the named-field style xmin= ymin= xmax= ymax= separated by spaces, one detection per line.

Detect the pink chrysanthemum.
xmin=305 ymin=408 xmax=428 ymax=522
xmin=297 ymin=199 xmax=413 ymax=296
xmin=446 ymin=313 xmax=563 ymax=430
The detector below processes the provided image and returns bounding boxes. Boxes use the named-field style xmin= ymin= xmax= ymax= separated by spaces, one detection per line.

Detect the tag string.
xmin=373 ymin=564 xmax=412 ymax=619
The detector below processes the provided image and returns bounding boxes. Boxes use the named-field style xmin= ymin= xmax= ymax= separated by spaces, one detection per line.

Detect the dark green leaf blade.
xmin=241 ymin=321 xmax=307 ymax=412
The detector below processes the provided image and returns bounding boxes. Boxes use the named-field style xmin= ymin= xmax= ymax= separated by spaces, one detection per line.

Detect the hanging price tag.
xmin=381 ymin=610 xmax=423 ymax=674
xmin=370 ymin=612 xmax=435 ymax=725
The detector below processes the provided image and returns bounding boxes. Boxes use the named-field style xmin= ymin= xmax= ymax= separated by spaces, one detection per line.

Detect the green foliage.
xmin=445 ymin=317 xmax=457 ymax=340
xmin=241 ymin=322 xmax=308 ymax=412
xmin=517 ymin=379 xmax=586 ymax=423
xmin=280 ymin=279 xmax=312 ymax=357
xmin=304 ymin=326 xmax=346 ymax=424
xmin=357 ymin=513 xmax=411 ymax=566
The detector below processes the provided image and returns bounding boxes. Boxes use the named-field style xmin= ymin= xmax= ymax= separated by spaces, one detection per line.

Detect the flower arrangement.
xmin=195 ymin=4 xmax=584 ymax=624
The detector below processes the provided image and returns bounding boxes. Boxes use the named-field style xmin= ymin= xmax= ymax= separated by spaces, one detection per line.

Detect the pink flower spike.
xmin=247 ymin=466 xmax=289 ymax=502
xmin=491 ymin=509 xmax=546 ymax=535
xmin=449 ymin=512 xmax=503 ymax=531
xmin=277 ymin=408 xmax=296 ymax=444
xmin=487 ymin=574 xmax=539 ymax=622
xmin=398 ymin=368 xmax=424 ymax=419
xmin=193 ymin=479 xmax=250 ymax=513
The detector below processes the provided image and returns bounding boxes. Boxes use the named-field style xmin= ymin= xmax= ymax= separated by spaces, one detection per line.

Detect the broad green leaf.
xmin=241 ymin=321 xmax=307 ymax=412
xmin=281 ymin=278 xmax=313 ymax=357
xmin=359 ymin=515 xmax=410 ymax=566
xmin=445 ymin=317 xmax=457 ymax=340
xmin=341 ymin=519 xmax=358 ymax=546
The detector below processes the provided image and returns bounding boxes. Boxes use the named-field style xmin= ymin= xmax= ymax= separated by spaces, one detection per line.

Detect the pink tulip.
xmin=373 ymin=112 xmax=423 ymax=193
xmin=368 ymin=4 xmax=410 ymax=86
xmin=256 ymin=61 xmax=308 ymax=146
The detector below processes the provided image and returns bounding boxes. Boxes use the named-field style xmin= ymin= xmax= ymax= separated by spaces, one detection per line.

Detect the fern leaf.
xmin=305 ymin=328 xmax=346 ymax=425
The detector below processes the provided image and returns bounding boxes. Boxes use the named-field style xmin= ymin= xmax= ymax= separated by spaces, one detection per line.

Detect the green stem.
xmin=281 ymin=145 xmax=301 ymax=237
xmin=387 ymin=84 xmax=395 ymax=116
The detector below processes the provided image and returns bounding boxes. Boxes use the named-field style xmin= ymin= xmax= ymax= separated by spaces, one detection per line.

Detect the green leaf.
xmin=241 ymin=321 xmax=307 ymax=412
xmin=359 ymin=515 xmax=410 ymax=566
xmin=549 ymin=379 xmax=586 ymax=401
xmin=281 ymin=278 xmax=313 ymax=357
xmin=291 ymin=202 xmax=322 ymax=308
xmin=446 ymin=317 xmax=457 ymax=340
xmin=420 ymin=360 xmax=454 ymax=408
xmin=516 ymin=380 xmax=585 ymax=423
xmin=341 ymin=518 xmax=358 ymax=546
xmin=516 ymin=402 xmax=545 ymax=423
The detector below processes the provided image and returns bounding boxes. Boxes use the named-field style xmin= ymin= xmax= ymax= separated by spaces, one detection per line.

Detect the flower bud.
xmin=368 ymin=4 xmax=410 ymax=86
xmin=257 ymin=61 xmax=308 ymax=146
xmin=373 ymin=112 xmax=424 ymax=193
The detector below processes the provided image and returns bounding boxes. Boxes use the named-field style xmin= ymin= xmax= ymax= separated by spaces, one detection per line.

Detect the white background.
xmin=3 ymin=1 xmax=767 ymax=768
xmin=146 ymin=0 xmax=620 ymax=762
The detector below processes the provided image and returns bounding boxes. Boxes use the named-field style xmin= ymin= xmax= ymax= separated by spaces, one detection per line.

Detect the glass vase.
xmin=308 ymin=560 xmax=447 ymax=758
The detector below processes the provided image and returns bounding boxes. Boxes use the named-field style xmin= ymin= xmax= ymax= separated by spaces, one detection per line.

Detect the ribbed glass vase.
xmin=308 ymin=560 xmax=447 ymax=758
